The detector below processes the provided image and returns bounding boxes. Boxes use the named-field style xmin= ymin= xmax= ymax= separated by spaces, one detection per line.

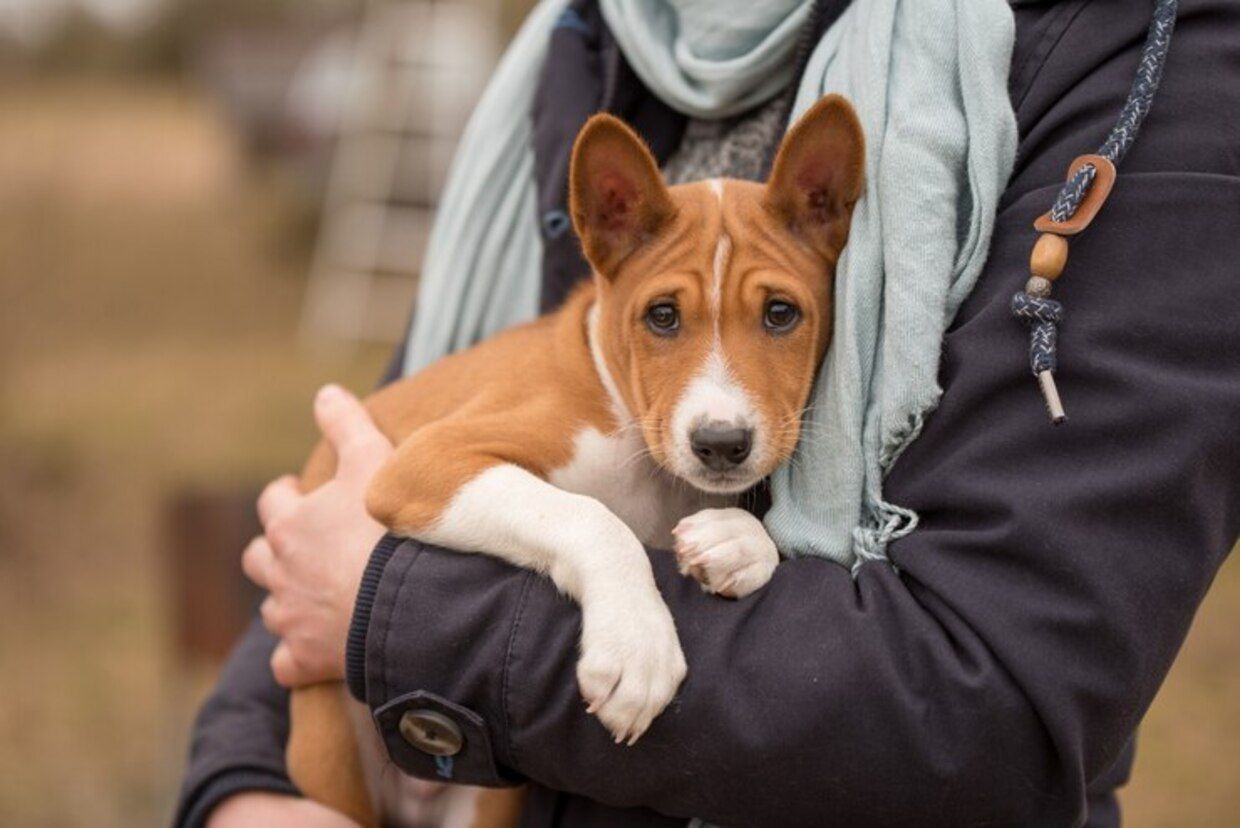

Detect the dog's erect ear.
xmin=570 ymin=114 xmax=675 ymax=276
xmin=764 ymin=94 xmax=865 ymax=262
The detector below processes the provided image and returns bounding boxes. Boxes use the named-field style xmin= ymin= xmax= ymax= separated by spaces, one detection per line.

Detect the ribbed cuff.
xmin=177 ymin=768 xmax=298 ymax=828
xmin=346 ymin=533 xmax=404 ymax=702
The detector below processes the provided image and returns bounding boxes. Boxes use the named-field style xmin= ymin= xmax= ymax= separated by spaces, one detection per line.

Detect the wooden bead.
xmin=1030 ymin=233 xmax=1069 ymax=280
xmin=1025 ymin=276 xmax=1053 ymax=298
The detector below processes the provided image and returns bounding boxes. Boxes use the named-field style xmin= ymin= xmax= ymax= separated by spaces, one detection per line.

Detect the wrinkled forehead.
xmin=608 ymin=178 xmax=820 ymax=302
xmin=613 ymin=180 xmax=741 ymax=284
xmin=664 ymin=179 xmax=819 ymax=288
xmin=655 ymin=181 xmax=726 ymax=269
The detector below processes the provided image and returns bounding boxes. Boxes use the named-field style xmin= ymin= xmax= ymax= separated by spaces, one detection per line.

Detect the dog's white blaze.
xmin=674 ymin=337 xmax=758 ymax=466
xmin=707 ymin=177 xmax=731 ymax=325
xmin=669 ymin=185 xmax=763 ymax=484
xmin=711 ymin=232 xmax=731 ymax=318
xmin=670 ymin=345 xmax=762 ymax=484
xmin=675 ymin=347 xmax=756 ymax=431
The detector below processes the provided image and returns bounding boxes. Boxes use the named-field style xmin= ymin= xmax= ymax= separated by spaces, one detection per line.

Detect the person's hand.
xmin=207 ymin=792 xmax=361 ymax=828
xmin=242 ymin=384 xmax=393 ymax=687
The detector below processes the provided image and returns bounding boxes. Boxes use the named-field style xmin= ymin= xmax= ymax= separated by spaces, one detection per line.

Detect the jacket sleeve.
xmin=173 ymin=349 xmax=412 ymax=827
xmin=346 ymin=4 xmax=1240 ymax=825
xmin=173 ymin=620 xmax=299 ymax=828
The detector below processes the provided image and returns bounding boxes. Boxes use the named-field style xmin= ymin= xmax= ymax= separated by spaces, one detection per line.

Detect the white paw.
xmin=575 ymin=594 xmax=687 ymax=746
xmin=673 ymin=508 xmax=779 ymax=599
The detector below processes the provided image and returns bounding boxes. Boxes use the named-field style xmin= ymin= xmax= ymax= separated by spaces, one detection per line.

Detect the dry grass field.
xmin=0 ymin=77 xmax=1235 ymax=827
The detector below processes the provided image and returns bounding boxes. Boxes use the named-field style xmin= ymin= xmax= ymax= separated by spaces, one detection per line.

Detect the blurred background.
xmin=0 ymin=0 xmax=1234 ymax=825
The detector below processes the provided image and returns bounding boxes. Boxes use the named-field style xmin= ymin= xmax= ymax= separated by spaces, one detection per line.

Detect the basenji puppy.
xmin=287 ymin=94 xmax=864 ymax=828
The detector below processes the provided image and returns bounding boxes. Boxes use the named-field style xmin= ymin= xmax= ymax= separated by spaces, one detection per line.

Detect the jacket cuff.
xmin=360 ymin=539 xmax=530 ymax=788
xmin=175 ymin=768 xmax=298 ymax=828
xmin=346 ymin=533 xmax=404 ymax=702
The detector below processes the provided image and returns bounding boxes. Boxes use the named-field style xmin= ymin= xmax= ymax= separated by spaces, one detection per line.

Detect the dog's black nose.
xmin=690 ymin=426 xmax=752 ymax=471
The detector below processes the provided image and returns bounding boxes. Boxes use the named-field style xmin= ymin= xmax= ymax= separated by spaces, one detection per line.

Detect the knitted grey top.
xmin=661 ymin=91 xmax=791 ymax=185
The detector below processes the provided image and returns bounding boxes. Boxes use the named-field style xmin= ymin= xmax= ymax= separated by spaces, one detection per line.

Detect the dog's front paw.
xmin=576 ymin=595 xmax=687 ymax=746
xmin=673 ymin=508 xmax=778 ymax=599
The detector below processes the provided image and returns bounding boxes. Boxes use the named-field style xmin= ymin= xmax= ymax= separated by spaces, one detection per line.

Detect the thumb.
xmin=314 ymin=384 xmax=391 ymax=480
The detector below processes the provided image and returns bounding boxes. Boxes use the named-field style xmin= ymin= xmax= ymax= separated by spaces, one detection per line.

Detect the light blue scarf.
xmin=403 ymin=0 xmax=1017 ymax=569
xmin=599 ymin=0 xmax=815 ymax=118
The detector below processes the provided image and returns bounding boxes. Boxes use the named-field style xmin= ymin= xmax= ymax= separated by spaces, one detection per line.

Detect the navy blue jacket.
xmin=175 ymin=1 xmax=1240 ymax=825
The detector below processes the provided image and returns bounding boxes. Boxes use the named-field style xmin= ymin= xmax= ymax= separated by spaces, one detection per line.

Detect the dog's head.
xmin=570 ymin=95 xmax=865 ymax=494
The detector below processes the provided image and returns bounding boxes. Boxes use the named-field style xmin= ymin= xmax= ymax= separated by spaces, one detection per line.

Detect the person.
xmin=175 ymin=1 xmax=1240 ymax=826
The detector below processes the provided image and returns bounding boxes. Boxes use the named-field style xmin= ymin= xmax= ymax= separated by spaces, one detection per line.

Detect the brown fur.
xmin=288 ymin=94 xmax=864 ymax=828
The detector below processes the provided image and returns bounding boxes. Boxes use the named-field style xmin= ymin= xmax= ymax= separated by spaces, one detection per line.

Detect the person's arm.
xmin=343 ymin=3 xmax=1240 ymax=812
xmin=195 ymin=3 xmax=1240 ymax=824
xmin=174 ymin=361 xmax=409 ymax=828
xmin=347 ymin=164 xmax=1239 ymax=825
xmin=172 ymin=619 xmax=299 ymax=827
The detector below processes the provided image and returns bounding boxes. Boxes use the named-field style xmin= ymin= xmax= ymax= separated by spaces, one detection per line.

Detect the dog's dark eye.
xmin=645 ymin=303 xmax=680 ymax=335
xmin=764 ymin=300 xmax=800 ymax=333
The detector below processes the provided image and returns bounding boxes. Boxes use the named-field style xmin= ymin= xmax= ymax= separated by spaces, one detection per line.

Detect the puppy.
xmin=288 ymin=94 xmax=864 ymax=827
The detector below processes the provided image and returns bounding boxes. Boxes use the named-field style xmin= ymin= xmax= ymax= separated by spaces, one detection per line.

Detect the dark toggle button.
xmin=542 ymin=209 xmax=571 ymax=239
xmin=398 ymin=709 xmax=463 ymax=757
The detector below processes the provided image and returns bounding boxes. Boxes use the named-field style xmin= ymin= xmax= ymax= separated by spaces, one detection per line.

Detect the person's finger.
xmin=270 ymin=641 xmax=300 ymax=688
xmin=259 ymin=595 xmax=282 ymax=635
xmin=257 ymin=475 xmax=301 ymax=527
xmin=241 ymin=535 xmax=275 ymax=589
xmin=313 ymin=384 xmax=391 ymax=480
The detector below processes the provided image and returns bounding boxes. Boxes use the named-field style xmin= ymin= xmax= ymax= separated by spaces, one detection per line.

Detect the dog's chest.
xmin=549 ymin=426 xmax=709 ymax=548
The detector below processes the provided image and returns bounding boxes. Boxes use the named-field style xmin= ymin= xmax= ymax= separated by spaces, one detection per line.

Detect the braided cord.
xmin=1012 ymin=0 xmax=1178 ymax=423
xmin=1048 ymin=0 xmax=1178 ymax=222
xmin=1010 ymin=293 xmax=1064 ymax=374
